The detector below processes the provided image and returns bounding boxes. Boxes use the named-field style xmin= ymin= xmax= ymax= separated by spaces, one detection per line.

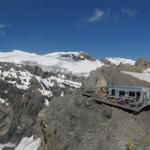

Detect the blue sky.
xmin=0 ymin=0 xmax=150 ymax=59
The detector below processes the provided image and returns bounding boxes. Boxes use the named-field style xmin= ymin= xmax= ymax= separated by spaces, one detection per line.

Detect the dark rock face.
xmin=0 ymin=62 xmax=84 ymax=149
xmin=61 ymin=52 xmax=96 ymax=62
xmin=79 ymin=52 xmax=96 ymax=61
xmin=0 ymin=81 xmax=44 ymax=145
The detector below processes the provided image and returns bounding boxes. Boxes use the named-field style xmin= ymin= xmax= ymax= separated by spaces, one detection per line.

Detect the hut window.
xmin=136 ymin=92 xmax=141 ymax=99
xmin=119 ymin=91 xmax=125 ymax=96
xmin=129 ymin=92 xmax=135 ymax=97
xmin=111 ymin=89 xmax=115 ymax=96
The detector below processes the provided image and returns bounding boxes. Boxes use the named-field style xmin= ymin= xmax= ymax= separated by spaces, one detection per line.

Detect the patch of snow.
xmin=59 ymin=74 xmax=65 ymax=79
xmin=38 ymin=88 xmax=53 ymax=97
xmin=10 ymin=68 xmax=15 ymax=72
xmin=0 ymin=68 xmax=33 ymax=90
xmin=61 ymin=91 xmax=64 ymax=97
xmin=16 ymin=71 xmax=33 ymax=89
xmin=49 ymin=76 xmax=81 ymax=88
xmin=36 ymin=76 xmax=53 ymax=97
xmin=2 ymin=70 xmax=17 ymax=78
xmin=41 ymin=78 xmax=55 ymax=88
xmin=106 ymin=57 xmax=135 ymax=65
xmin=36 ymin=75 xmax=81 ymax=97
xmin=122 ymin=71 xmax=150 ymax=83
xmin=0 ymin=98 xmax=5 ymax=104
xmin=143 ymin=68 xmax=150 ymax=73
xmin=44 ymin=99 xmax=49 ymax=106
xmin=0 ymin=97 xmax=9 ymax=106
xmin=0 ymin=142 xmax=15 ymax=150
xmin=80 ymin=55 xmax=84 ymax=59
xmin=15 ymin=136 xmax=41 ymax=150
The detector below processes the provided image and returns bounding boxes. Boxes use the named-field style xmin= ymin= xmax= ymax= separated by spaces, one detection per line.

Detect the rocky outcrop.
xmin=135 ymin=58 xmax=150 ymax=69
xmin=84 ymin=65 xmax=150 ymax=92
xmin=38 ymin=91 xmax=150 ymax=150
xmin=100 ymin=58 xmax=111 ymax=65
xmin=38 ymin=66 xmax=150 ymax=150
xmin=61 ymin=52 xmax=96 ymax=62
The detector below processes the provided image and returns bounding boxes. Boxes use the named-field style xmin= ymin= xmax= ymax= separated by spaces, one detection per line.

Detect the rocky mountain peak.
xmin=135 ymin=57 xmax=150 ymax=68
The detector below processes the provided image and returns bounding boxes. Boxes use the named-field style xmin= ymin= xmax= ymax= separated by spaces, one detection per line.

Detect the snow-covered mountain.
xmin=0 ymin=50 xmax=136 ymax=76
xmin=106 ymin=57 xmax=136 ymax=65
xmin=0 ymin=50 xmax=102 ymax=76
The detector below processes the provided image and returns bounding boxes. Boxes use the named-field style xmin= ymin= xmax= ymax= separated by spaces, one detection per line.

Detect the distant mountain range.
xmin=0 ymin=50 xmax=136 ymax=76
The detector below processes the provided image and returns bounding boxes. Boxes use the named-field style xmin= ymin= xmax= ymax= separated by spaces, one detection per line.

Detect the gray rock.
xmin=38 ymin=65 xmax=150 ymax=150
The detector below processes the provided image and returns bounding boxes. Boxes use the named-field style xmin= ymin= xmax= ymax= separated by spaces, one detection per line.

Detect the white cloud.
xmin=86 ymin=9 xmax=105 ymax=23
xmin=0 ymin=24 xmax=8 ymax=29
xmin=0 ymin=23 xmax=10 ymax=37
xmin=122 ymin=7 xmax=136 ymax=17
xmin=75 ymin=7 xmax=136 ymax=27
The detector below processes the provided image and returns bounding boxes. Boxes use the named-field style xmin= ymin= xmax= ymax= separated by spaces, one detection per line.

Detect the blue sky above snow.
xmin=0 ymin=0 xmax=150 ymax=59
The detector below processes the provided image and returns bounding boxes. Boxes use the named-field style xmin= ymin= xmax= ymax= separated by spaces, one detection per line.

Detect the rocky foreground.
xmin=38 ymin=92 xmax=150 ymax=150
xmin=0 ymin=51 xmax=150 ymax=150
xmin=38 ymin=65 xmax=150 ymax=150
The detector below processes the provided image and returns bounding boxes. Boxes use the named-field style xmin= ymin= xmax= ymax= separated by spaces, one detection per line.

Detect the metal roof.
xmin=108 ymin=84 xmax=150 ymax=90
